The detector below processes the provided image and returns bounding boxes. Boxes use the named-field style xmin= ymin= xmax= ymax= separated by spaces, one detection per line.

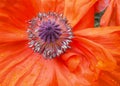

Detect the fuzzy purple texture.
xmin=38 ymin=19 xmax=62 ymax=43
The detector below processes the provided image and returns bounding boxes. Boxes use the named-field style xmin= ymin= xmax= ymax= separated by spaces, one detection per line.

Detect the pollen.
xmin=27 ymin=12 xmax=73 ymax=58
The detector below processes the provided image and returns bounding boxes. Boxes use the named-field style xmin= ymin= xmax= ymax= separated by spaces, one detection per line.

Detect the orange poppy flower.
xmin=0 ymin=0 xmax=120 ymax=86
xmin=100 ymin=0 xmax=120 ymax=26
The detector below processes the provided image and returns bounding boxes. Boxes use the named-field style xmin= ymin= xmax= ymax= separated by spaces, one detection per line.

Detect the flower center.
xmin=39 ymin=20 xmax=62 ymax=43
xmin=27 ymin=12 xmax=73 ymax=58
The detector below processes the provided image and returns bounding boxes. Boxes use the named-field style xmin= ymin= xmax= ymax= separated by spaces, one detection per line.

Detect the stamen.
xmin=27 ymin=12 xmax=73 ymax=58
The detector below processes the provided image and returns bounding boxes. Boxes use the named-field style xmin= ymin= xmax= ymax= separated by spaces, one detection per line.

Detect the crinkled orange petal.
xmin=0 ymin=52 xmax=40 ymax=86
xmin=54 ymin=59 xmax=91 ymax=86
xmin=0 ymin=12 xmax=28 ymax=42
xmin=60 ymin=36 xmax=117 ymax=85
xmin=0 ymin=26 xmax=27 ymax=43
xmin=64 ymin=0 xmax=97 ymax=27
xmin=95 ymin=0 xmax=110 ymax=12
xmin=61 ymin=39 xmax=99 ymax=84
xmin=65 ymin=55 xmax=80 ymax=72
xmin=32 ymin=59 xmax=57 ymax=86
xmin=0 ymin=0 xmax=38 ymax=43
xmin=73 ymin=6 xmax=94 ymax=31
xmin=100 ymin=0 xmax=120 ymax=26
xmin=73 ymin=26 xmax=120 ymax=86
xmin=74 ymin=26 xmax=120 ymax=57
xmin=75 ymin=37 xmax=117 ymax=71
xmin=35 ymin=0 xmax=64 ymax=13
xmin=92 ymin=70 xmax=120 ymax=86
xmin=0 ymin=0 xmax=38 ymax=27
xmin=61 ymin=47 xmax=81 ymax=72
xmin=0 ymin=43 xmax=28 ymax=84
xmin=0 ymin=41 xmax=27 ymax=62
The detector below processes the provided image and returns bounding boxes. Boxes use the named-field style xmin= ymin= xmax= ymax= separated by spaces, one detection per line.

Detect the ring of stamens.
xmin=27 ymin=12 xmax=73 ymax=58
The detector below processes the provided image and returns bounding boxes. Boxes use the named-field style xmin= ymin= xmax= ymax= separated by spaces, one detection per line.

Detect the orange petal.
xmin=92 ymin=70 xmax=120 ymax=86
xmin=36 ymin=0 xmax=56 ymax=12
xmin=35 ymin=0 xmax=65 ymax=13
xmin=73 ymin=27 xmax=120 ymax=85
xmin=61 ymin=38 xmax=101 ymax=84
xmin=73 ymin=6 xmax=94 ymax=31
xmin=72 ymin=37 xmax=116 ymax=71
xmin=0 ymin=42 xmax=30 ymax=82
xmin=67 ymin=26 xmax=120 ymax=85
xmin=0 ymin=0 xmax=37 ymax=42
xmin=65 ymin=55 xmax=80 ymax=72
xmin=61 ymin=36 xmax=119 ymax=86
xmin=64 ymin=0 xmax=97 ymax=27
xmin=0 ymin=0 xmax=38 ymax=25
xmin=0 ymin=52 xmax=40 ymax=86
xmin=100 ymin=0 xmax=120 ymax=26
xmin=54 ymin=59 xmax=91 ymax=86
xmin=74 ymin=26 xmax=120 ymax=57
xmin=31 ymin=59 xmax=56 ymax=86
xmin=0 ymin=41 xmax=28 ymax=62
xmin=95 ymin=0 xmax=110 ymax=12
xmin=61 ymin=44 xmax=82 ymax=72
xmin=0 ymin=27 xmax=27 ymax=43
xmin=0 ymin=9 xmax=28 ymax=43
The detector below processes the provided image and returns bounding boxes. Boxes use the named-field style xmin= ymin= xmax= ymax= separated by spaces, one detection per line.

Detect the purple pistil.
xmin=39 ymin=20 xmax=61 ymax=43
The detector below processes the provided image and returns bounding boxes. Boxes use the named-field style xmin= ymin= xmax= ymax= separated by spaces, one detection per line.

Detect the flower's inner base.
xmin=27 ymin=12 xmax=73 ymax=58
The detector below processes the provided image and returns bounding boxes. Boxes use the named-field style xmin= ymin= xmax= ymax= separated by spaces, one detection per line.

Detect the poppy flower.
xmin=0 ymin=0 xmax=120 ymax=86
xmin=99 ymin=0 xmax=120 ymax=26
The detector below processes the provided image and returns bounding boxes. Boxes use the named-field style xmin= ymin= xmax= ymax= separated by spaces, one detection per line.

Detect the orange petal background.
xmin=100 ymin=0 xmax=120 ymax=26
